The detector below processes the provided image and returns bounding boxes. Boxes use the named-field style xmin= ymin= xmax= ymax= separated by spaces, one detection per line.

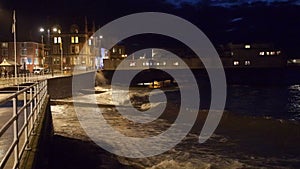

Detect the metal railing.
xmin=0 ymin=80 xmax=48 ymax=169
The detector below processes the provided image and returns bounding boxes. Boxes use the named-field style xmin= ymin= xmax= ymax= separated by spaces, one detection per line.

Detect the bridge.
xmin=0 ymin=71 xmax=95 ymax=169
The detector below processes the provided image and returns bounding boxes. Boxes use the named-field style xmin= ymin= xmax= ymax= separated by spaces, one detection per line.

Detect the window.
xmin=21 ymin=49 xmax=27 ymax=56
xmin=53 ymin=46 xmax=58 ymax=54
xmin=112 ymin=48 xmax=116 ymax=53
xmin=2 ymin=49 xmax=8 ymax=56
xmin=70 ymin=46 xmax=75 ymax=54
xmin=173 ymin=62 xmax=179 ymax=66
xmin=21 ymin=43 xmax=26 ymax=48
xmin=245 ymin=45 xmax=251 ymax=49
xmin=75 ymin=36 xmax=79 ymax=43
xmin=130 ymin=61 xmax=136 ymax=67
xmin=34 ymin=58 xmax=39 ymax=64
xmin=2 ymin=43 xmax=8 ymax=48
xmin=163 ymin=61 xmax=166 ymax=66
xmin=119 ymin=48 xmax=122 ymax=54
xmin=259 ymin=52 xmax=264 ymax=56
xmin=20 ymin=57 xmax=28 ymax=64
xmin=54 ymin=37 xmax=58 ymax=44
xmin=27 ymin=58 xmax=32 ymax=64
xmin=245 ymin=61 xmax=251 ymax=65
xmin=233 ymin=61 xmax=239 ymax=66
xmin=88 ymin=39 xmax=92 ymax=46
xmin=75 ymin=45 xmax=80 ymax=54
xmin=276 ymin=51 xmax=281 ymax=55
xmin=266 ymin=52 xmax=270 ymax=55
xmin=71 ymin=36 xmax=79 ymax=43
xmin=53 ymin=58 xmax=60 ymax=64
xmin=35 ymin=49 xmax=39 ymax=56
xmin=58 ymin=37 xmax=62 ymax=44
xmin=270 ymin=51 xmax=275 ymax=55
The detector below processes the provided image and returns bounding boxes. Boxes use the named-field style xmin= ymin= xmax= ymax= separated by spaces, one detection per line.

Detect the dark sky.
xmin=1 ymin=0 xmax=300 ymax=56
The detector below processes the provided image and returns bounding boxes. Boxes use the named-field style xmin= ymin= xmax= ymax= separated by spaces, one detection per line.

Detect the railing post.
xmin=34 ymin=85 xmax=37 ymax=122
xmin=12 ymin=97 xmax=19 ymax=169
xmin=37 ymin=83 xmax=40 ymax=115
xmin=23 ymin=91 xmax=31 ymax=150
xmin=30 ymin=87 xmax=35 ymax=135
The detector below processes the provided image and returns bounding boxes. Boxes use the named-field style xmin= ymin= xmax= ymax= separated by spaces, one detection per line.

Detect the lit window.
xmin=276 ymin=51 xmax=281 ymax=55
xmin=266 ymin=52 xmax=270 ymax=55
xmin=35 ymin=49 xmax=39 ymax=56
xmin=233 ymin=61 xmax=239 ymax=66
xmin=71 ymin=37 xmax=75 ymax=43
xmin=75 ymin=37 xmax=79 ymax=43
xmin=270 ymin=51 xmax=275 ymax=55
xmin=2 ymin=43 xmax=8 ymax=48
xmin=130 ymin=61 xmax=136 ymax=67
xmin=112 ymin=48 xmax=116 ymax=53
xmin=58 ymin=37 xmax=62 ymax=44
xmin=173 ymin=62 xmax=179 ymax=66
xmin=54 ymin=37 xmax=58 ymax=44
xmin=156 ymin=62 xmax=160 ymax=66
xmin=34 ymin=58 xmax=39 ymax=64
xmin=27 ymin=58 xmax=32 ymax=64
xmin=119 ymin=49 xmax=122 ymax=54
xmin=245 ymin=61 xmax=251 ymax=65
xmin=88 ymin=39 xmax=92 ymax=46
xmin=245 ymin=45 xmax=251 ymax=49
xmin=259 ymin=52 xmax=264 ymax=55
xmin=163 ymin=62 xmax=166 ymax=66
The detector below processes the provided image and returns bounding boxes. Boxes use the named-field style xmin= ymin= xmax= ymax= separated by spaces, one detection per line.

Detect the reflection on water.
xmin=287 ymin=85 xmax=300 ymax=120
xmin=226 ymin=84 xmax=300 ymax=120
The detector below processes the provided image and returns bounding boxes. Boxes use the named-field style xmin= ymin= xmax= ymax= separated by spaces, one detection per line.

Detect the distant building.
xmin=107 ymin=45 xmax=126 ymax=59
xmin=0 ymin=42 xmax=45 ymax=72
xmin=218 ymin=43 xmax=286 ymax=68
xmin=48 ymin=22 xmax=97 ymax=70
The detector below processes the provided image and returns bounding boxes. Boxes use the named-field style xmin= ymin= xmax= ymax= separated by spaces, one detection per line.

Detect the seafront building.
xmin=0 ymin=18 xmax=127 ymax=73
xmin=0 ymin=41 xmax=45 ymax=72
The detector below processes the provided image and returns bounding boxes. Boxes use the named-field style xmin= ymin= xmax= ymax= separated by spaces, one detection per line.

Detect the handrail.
xmin=0 ymin=80 xmax=48 ymax=169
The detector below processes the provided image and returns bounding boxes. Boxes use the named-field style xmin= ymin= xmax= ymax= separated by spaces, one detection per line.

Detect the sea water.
xmin=90 ymin=84 xmax=300 ymax=168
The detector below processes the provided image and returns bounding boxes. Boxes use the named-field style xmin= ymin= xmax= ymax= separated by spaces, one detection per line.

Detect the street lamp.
xmin=39 ymin=26 xmax=59 ymax=76
xmin=39 ymin=28 xmax=45 ymax=71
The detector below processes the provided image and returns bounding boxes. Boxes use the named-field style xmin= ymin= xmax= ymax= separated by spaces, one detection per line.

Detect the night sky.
xmin=0 ymin=0 xmax=300 ymax=57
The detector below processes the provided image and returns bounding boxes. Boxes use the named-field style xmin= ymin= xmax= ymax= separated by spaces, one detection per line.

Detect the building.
xmin=107 ymin=45 xmax=126 ymax=59
xmin=218 ymin=43 xmax=286 ymax=68
xmin=0 ymin=42 xmax=45 ymax=72
xmin=1 ymin=17 xmax=129 ymax=73
xmin=46 ymin=20 xmax=101 ymax=71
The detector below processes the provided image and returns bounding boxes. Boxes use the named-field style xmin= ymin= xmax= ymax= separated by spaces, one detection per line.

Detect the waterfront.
xmin=47 ymin=82 xmax=300 ymax=169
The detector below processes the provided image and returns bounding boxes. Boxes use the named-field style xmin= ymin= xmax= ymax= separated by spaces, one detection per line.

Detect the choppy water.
xmin=90 ymin=85 xmax=300 ymax=168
